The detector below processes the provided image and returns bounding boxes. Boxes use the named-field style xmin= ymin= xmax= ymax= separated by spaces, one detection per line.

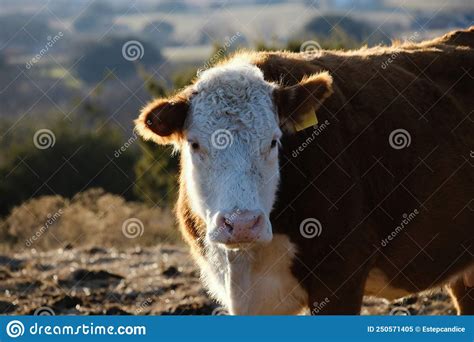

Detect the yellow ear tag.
xmin=294 ymin=110 xmax=318 ymax=132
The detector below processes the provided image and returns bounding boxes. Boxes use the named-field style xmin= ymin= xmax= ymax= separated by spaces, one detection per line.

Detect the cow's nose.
xmin=215 ymin=210 xmax=265 ymax=244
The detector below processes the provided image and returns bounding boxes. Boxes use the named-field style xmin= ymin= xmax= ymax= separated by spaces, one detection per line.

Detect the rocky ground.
xmin=0 ymin=245 xmax=456 ymax=316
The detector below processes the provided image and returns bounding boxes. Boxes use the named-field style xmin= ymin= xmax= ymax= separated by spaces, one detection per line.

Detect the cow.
xmin=135 ymin=27 xmax=474 ymax=315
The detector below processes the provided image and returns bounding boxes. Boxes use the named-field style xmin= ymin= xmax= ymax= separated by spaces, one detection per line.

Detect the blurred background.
xmin=0 ymin=0 xmax=472 ymax=315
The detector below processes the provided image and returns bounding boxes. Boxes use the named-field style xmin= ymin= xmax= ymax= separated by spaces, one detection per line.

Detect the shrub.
xmin=0 ymin=118 xmax=138 ymax=216
xmin=133 ymin=141 xmax=179 ymax=206
xmin=0 ymin=188 xmax=179 ymax=252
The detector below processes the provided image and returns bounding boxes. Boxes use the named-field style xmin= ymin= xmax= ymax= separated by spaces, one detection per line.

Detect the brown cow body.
xmin=137 ymin=28 xmax=474 ymax=315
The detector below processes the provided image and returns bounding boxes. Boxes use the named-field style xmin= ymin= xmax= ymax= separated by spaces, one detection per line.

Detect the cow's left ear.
xmin=274 ymin=71 xmax=333 ymax=133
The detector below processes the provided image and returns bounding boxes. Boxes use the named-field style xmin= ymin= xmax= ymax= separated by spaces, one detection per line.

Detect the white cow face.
xmin=184 ymin=64 xmax=281 ymax=247
xmin=135 ymin=61 xmax=333 ymax=249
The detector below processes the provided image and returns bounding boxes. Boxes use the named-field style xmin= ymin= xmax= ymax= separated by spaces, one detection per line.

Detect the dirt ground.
xmin=0 ymin=245 xmax=457 ymax=316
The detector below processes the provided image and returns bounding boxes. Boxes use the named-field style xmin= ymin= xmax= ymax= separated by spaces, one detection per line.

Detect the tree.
xmin=75 ymin=37 xmax=164 ymax=83
xmin=134 ymin=141 xmax=179 ymax=206
xmin=0 ymin=118 xmax=138 ymax=216
xmin=304 ymin=15 xmax=389 ymax=46
xmin=141 ymin=21 xmax=175 ymax=46
xmin=73 ymin=1 xmax=115 ymax=33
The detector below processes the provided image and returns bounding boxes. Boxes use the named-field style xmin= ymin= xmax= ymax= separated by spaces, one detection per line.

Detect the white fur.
xmin=198 ymin=234 xmax=308 ymax=314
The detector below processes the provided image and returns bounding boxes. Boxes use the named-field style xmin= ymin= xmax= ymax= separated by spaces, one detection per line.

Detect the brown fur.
xmin=274 ymin=71 xmax=333 ymax=132
xmin=447 ymin=277 xmax=474 ymax=315
xmin=136 ymin=27 xmax=474 ymax=314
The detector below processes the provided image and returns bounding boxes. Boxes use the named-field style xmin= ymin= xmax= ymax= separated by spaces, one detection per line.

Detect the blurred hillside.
xmin=1 ymin=0 xmax=473 ymax=220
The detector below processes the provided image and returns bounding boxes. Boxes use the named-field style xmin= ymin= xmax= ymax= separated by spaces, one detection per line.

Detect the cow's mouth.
xmin=221 ymin=241 xmax=256 ymax=250
xmin=207 ymin=210 xmax=273 ymax=247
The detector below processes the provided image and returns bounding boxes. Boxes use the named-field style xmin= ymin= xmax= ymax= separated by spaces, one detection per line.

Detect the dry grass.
xmin=0 ymin=188 xmax=180 ymax=253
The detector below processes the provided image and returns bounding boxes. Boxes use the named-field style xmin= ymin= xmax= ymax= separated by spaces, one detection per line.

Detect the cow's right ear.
xmin=134 ymin=96 xmax=189 ymax=145
xmin=274 ymin=71 xmax=333 ymax=133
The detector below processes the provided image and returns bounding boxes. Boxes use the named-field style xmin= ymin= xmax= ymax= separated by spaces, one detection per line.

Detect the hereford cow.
xmin=135 ymin=27 xmax=474 ymax=315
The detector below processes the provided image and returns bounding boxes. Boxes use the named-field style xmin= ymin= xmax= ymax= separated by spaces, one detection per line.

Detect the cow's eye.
xmin=191 ymin=142 xmax=200 ymax=150
xmin=270 ymin=139 xmax=278 ymax=148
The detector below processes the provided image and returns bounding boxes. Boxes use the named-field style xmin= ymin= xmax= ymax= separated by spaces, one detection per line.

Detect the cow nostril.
xmin=216 ymin=210 xmax=265 ymax=234
xmin=252 ymin=215 xmax=264 ymax=229
xmin=224 ymin=217 xmax=234 ymax=232
xmin=216 ymin=213 xmax=236 ymax=232
xmin=212 ymin=210 xmax=269 ymax=244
